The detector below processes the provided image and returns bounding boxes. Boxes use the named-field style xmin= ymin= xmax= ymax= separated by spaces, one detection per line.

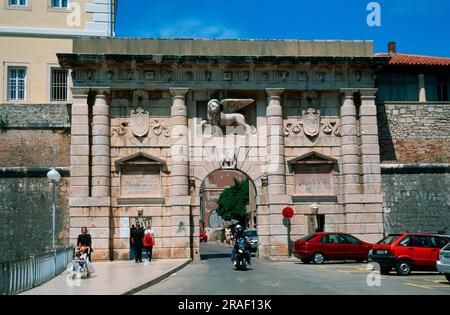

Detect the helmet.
xmin=235 ymin=225 xmax=243 ymax=233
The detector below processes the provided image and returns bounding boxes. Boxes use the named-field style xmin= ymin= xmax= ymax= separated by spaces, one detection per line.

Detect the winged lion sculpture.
xmin=201 ymin=99 xmax=256 ymax=134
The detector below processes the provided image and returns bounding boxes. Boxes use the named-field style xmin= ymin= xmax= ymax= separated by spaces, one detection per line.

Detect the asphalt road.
xmin=137 ymin=243 xmax=450 ymax=295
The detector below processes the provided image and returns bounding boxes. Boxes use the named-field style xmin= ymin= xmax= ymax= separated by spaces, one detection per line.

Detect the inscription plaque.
xmin=121 ymin=166 xmax=161 ymax=197
xmin=294 ymin=166 xmax=334 ymax=196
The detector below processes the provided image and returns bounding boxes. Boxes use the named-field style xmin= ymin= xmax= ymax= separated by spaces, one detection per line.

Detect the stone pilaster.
xmin=264 ymin=88 xmax=290 ymax=258
xmin=169 ymin=88 xmax=191 ymax=259
xmin=340 ymin=88 xmax=384 ymax=244
xmin=359 ymin=89 xmax=384 ymax=242
xmin=69 ymin=89 xmax=90 ymax=254
xmin=70 ymin=89 xmax=90 ymax=200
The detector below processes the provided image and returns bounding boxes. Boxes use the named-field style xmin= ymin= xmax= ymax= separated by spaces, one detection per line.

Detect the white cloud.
xmin=146 ymin=19 xmax=241 ymax=39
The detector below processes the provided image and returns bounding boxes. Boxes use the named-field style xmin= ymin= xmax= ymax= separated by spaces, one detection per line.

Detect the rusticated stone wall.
xmin=0 ymin=104 xmax=71 ymax=263
xmin=0 ymin=168 xmax=70 ymax=263
xmin=382 ymin=167 xmax=450 ymax=235
xmin=378 ymin=103 xmax=450 ymax=163
xmin=379 ymin=102 xmax=450 ymax=235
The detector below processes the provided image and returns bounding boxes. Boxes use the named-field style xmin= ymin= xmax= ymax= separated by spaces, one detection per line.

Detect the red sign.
xmin=282 ymin=207 xmax=295 ymax=220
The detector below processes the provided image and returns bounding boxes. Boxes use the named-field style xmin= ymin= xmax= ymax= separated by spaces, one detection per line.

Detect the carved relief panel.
xmin=111 ymin=106 xmax=171 ymax=147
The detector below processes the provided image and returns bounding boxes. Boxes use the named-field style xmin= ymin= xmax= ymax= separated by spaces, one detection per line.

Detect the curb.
xmin=122 ymin=259 xmax=192 ymax=295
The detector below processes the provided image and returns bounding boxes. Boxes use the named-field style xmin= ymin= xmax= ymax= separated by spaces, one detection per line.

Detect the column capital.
xmin=170 ymin=88 xmax=190 ymax=98
xmin=359 ymin=88 xmax=378 ymax=99
xmin=90 ymin=88 xmax=111 ymax=100
xmin=265 ymin=88 xmax=285 ymax=98
xmin=71 ymin=87 xmax=90 ymax=98
xmin=340 ymin=88 xmax=356 ymax=98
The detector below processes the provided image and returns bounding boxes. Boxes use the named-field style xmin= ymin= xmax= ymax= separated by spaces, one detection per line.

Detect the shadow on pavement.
xmin=200 ymin=253 xmax=231 ymax=261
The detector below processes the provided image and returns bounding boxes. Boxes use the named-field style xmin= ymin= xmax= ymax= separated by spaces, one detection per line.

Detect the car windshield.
xmin=378 ymin=235 xmax=401 ymax=245
xmin=245 ymin=231 xmax=257 ymax=238
xmin=299 ymin=234 xmax=316 ymax=242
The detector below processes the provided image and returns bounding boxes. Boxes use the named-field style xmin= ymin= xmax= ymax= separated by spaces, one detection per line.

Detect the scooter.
xmin=234 ymin=239 xmax=251 ymax=271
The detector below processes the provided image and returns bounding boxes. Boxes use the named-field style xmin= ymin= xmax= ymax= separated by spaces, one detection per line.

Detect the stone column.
xmin=264 ymin=88 xmax=290 ymax=258
xmin=419 ymin=74 xmax=427 ymax=103
xmin=340 ymin=89 xmax=361 ymax=196
xmin=359 ymin=89 xmax=384 ymax=242
xmin=69 ymin=88 xmax=111 ymax=261
xmin=266 ymin=88 xmax=286 ymax=196
xmin=91 ymin=91 xmax=111 ymax=198
xmin=90 ymin=89 xmax=112 ymax=261
xmin=169 ymin=88 xmax=191 ymax=259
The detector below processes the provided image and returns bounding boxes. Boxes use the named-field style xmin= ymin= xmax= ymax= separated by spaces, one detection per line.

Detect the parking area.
xmin=315 ymin=262 xmax=450 ymax=292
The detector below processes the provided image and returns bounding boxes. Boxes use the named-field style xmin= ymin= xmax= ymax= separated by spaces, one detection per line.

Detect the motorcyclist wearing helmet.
xmin=231 ymin=225 xmax=251 ymax=266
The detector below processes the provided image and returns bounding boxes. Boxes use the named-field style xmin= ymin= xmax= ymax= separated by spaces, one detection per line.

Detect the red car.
xmin=369 ymin=233 xmax=450 ymax=276
xmin=294 ymin=232 xmax=373 ymax=264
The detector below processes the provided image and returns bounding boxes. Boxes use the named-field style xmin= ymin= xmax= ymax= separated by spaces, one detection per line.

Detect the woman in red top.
xmin=143 ymin=226 xmax=155 ymax=262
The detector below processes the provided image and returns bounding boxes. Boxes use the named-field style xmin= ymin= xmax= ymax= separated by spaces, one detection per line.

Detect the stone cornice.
xmin=58 ymin=53 xmax=389 ymax=67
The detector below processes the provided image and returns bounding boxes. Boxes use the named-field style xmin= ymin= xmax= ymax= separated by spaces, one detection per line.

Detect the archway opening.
xmin=199 ymin=169 xmax=257 ymax=260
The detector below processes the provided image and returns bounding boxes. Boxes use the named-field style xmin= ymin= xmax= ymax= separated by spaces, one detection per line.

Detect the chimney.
xmin=388 ymin=42 xmax=397 ymax=55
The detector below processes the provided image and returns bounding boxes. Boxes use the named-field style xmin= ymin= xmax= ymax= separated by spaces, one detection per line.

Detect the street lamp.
xmin=47 ymin=168 xmax=61 ymax=273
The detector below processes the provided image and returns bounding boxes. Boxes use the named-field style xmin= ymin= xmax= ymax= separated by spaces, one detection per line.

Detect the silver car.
xmin=437 ymin=243 xmax=450 ymax=282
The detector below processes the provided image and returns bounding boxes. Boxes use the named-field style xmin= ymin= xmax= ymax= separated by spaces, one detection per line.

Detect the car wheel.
xmin=396 ymin=260 xmax=412 ymax=276
xmin=312 ymin=252 xmax=325 ymax=265
xmin=445 ymin=274 xmax=450 ymax=282
xmin=380 ymin=266 xmax=391 ymax=275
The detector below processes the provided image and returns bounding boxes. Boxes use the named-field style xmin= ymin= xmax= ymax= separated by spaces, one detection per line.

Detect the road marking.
xmin=405 ymin=283 xmax=434 ymax=290
xmin=336 ymin=270 xmax=352 ymax=274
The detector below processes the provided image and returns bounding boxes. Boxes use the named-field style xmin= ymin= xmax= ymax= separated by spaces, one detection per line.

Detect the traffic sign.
xmin=282 ymin=207 xmax=294 ymax=220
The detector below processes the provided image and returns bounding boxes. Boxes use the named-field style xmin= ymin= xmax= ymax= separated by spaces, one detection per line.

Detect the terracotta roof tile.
xmin=375 ymin=53 xmax=450 ymax=66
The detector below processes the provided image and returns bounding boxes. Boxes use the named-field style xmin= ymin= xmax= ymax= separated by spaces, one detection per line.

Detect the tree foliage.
xmin=217 ymin=178 xmax=249 ymax=223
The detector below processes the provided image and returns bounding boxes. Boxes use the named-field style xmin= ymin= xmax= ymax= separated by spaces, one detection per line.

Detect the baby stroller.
xmin=70 ymin=246 xmax=94 ymax=280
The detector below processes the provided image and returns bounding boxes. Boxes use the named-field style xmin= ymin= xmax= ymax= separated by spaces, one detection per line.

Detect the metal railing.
xmin=0 ymin=247 xmax=74 ymax=295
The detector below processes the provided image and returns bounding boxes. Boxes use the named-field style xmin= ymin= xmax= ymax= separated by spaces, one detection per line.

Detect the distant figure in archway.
xmin=225 ymin=227 xmax=231 ymax=245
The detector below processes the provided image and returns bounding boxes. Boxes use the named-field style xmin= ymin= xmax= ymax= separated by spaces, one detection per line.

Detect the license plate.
xmin=376 ymin=250 xmax=388 ymax=255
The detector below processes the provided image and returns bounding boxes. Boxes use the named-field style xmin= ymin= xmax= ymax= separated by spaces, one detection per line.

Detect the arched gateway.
xmin=60 ymin=38 xmax=385 ymax=262
xmin=197 ymin=169 xmax=257 ymax=257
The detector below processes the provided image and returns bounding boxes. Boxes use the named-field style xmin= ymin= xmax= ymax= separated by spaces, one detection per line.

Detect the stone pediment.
xmin=115 ymin=152 xmax=168 ymax=173
xmin=288 ymin=151 xmax=337 ymax=172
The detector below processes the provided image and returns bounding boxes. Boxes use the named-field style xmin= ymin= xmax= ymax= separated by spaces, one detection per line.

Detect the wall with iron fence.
xmin=0 ymin=247 xmax=74 ymax=295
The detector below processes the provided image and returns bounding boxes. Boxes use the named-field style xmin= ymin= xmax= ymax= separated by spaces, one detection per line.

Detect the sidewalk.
xmin=21 ymin=259 xmax=191 ymax=295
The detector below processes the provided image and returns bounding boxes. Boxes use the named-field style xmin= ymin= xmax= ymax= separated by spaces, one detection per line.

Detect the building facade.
xmin=376 ymin=44 xmax=450 ymax=235
xmin=0 ymin=0 xmax=117 ymax=262
xmin=57 ymin=38 xmax=388 ymax=261
xmin=0 ymin=0 xmax=117 ymax=103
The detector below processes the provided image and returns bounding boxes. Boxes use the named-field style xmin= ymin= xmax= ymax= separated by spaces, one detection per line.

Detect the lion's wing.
xmin=220 ymin=99 xmax=254 ymax=113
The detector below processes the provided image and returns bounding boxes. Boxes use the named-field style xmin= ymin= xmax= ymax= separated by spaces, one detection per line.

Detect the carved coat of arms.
xmin=130 ymin=107 xmax=150 ymax=137
xmin=302 ymin=108 xmax=321 ymax=138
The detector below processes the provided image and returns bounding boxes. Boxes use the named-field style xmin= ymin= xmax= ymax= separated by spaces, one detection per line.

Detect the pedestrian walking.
xmin=131 ymin=222 xmax=144 ymax=263
xmin=143 ymin=226 xmax=155 ymax=262
xmin=130 ymin=225 xmax=136 ymax=260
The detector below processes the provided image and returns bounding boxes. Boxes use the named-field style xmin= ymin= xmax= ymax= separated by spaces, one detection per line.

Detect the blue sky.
xmin=116 ymin=0 xmax=450 ymax=56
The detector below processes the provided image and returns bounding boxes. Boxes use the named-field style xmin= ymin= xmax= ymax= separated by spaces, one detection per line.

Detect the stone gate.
xmin=59 ymin=38 xmax=389 ymax=261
